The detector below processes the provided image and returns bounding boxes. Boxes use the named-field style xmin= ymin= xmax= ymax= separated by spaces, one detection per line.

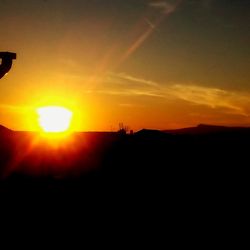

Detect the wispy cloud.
xmin=149 ymin=0 xmax=179 ymax=14
xmin=109 ymin=72 xmax=159 ymax=87
xmin=101 ymin=72 xmax=250 ymax=116
xmin=166 ymin=84 xmax=249 ymax=116
xmin=101 ymin=72 xmax=162 ymax=97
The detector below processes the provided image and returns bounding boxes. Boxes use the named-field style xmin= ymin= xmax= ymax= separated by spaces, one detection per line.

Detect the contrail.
xmin=145 ymin=18 xmax=156 ymax=29
xmin=86 ymin=1 xmax=183 ymax=90
xmin=118 ymin=0 xmax=183 ymax=66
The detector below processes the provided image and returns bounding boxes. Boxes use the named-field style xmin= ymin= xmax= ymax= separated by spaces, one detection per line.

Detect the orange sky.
xmin=0 ymin=0 xmax=250 ymax=131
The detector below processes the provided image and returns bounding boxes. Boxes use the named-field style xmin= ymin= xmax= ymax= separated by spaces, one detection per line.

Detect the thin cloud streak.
xmin=149 ymin=0 xmax=178 ymax=14
xmin=166 ymin=85 xmax=248 ymax=116
xmin=102 ymin=73 xmax=250 ymax=116
xmin=109 ymin=72 xmax=159 ymax=87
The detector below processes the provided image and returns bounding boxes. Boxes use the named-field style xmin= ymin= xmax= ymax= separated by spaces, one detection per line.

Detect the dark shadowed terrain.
xmin=1 ymin=124 xmax=248 ymax=239
xmin=0 ymin=124 xmax=248 ymax=200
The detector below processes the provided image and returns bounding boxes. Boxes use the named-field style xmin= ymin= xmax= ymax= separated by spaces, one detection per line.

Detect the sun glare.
xmin=37 ymin=106 xmax=73 ymax=133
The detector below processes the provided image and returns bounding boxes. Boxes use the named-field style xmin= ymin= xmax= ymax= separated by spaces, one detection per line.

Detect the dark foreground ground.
xmin=1 ymin=124 xmax=248 ymax=240
xmin=0 ymin=124 xmax=248 ymax=199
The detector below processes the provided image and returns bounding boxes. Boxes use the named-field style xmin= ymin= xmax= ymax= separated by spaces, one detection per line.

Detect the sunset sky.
xmin=0 ymin=0 xmax=249 ymax=131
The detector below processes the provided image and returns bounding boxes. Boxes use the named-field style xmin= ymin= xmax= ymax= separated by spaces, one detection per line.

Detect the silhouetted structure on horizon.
xmin=0 ymin=52 xmax=16 ymax=79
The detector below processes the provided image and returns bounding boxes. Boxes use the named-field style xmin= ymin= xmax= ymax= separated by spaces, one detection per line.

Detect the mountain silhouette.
xmin=163 ymin=124 xmax=250 ymax=135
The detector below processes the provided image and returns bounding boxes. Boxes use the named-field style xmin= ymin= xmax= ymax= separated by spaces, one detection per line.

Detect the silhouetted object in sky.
xmin=0 ymin=52 xmax=16 ymax=79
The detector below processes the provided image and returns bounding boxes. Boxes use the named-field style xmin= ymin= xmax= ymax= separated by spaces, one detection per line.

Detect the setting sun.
xmin=37 ymin=106 xmax=73 ymax=133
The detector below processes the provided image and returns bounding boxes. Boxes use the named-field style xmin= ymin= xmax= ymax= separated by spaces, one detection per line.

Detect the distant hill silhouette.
xmin=1 ymin=123 xmax=250 ymax=135
xmin=0 ymin=125 xmax=12 ymax=133
xmin=163 ymin=124 xmax=250 ymax=135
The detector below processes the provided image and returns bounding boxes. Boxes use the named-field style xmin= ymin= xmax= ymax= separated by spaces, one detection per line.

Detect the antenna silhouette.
xmin=0 ymin=52 xmax=16 ymax=79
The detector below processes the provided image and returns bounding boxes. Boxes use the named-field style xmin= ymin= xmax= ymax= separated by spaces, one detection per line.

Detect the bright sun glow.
xmin=37 ymin=106 xmax=73 ymax=133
